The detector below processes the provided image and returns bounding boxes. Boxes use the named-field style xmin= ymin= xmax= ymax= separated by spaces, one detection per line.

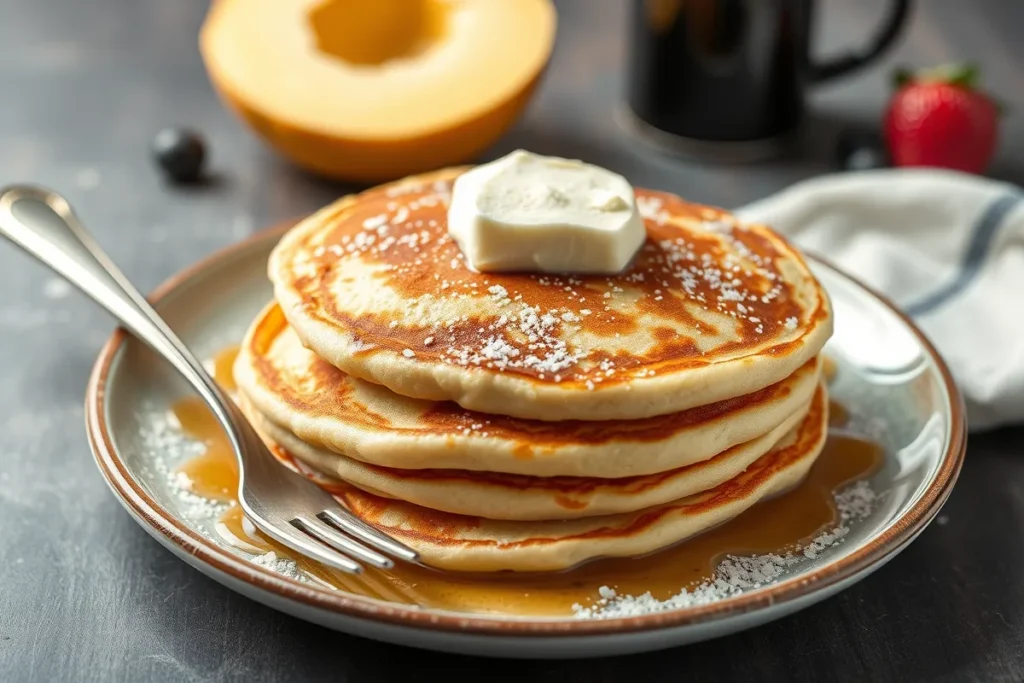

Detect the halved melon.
xmin=200 ymin=0 xmax=556 ymax=182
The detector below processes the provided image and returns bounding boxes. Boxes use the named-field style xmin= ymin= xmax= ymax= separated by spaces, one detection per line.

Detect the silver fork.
xmin=0 ymin=185 xmax=419 ymax=575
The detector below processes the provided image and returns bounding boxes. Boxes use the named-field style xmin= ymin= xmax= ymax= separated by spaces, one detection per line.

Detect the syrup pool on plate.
xmin=171 ymin=346 xmax=882 ymax=617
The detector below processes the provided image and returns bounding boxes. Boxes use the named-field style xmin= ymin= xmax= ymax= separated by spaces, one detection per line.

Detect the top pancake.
xmin=270 ymin=167 xmax=832 ymax=421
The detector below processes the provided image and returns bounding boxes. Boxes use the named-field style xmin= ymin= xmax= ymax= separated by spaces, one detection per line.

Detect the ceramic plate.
xmin=85 ymin=226 xmax=966 ymax=659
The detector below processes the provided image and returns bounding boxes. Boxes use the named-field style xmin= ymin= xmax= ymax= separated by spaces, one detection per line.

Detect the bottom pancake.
xmin=240 ymin=391 xmax=815 ymax=521
xmin=260 ymin=384 xmax=829 ymax=572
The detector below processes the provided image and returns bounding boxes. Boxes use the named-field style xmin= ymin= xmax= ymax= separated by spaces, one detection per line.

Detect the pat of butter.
xmin=447 ymin=150 xmax=645 ymax=274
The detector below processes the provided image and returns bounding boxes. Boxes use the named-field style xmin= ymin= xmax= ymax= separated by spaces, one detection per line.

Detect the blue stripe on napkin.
xmin=904 ymin=191 xmax=1023 ymax=317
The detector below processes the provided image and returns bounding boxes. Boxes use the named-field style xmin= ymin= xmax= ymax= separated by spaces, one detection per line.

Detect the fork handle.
xmin=0 ymin=185 xmax=240 ymax=444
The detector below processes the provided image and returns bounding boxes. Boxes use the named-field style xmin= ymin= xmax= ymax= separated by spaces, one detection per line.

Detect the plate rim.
xmin=84 ymin=224 xmax=967 ymax=638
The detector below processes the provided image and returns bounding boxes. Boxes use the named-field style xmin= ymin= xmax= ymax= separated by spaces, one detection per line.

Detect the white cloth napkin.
xmin=737 ymin=169 xmax=1024 ymax=431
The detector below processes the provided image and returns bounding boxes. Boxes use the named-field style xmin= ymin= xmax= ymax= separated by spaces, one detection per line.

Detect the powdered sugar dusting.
xmin=138 ymin=402 xmax=312 ymax=583
xmin=139 ymin=405 xmax=228 ymax=520
xmin=251 ymin=551 xmax=303 ymax=580
xmin=572 ymin=480 xmax=879 ymax=619
xmin=43 ymin=278 xmax=71 ymax=300
xmin=442 ymin=301 xmax=586 ymax=374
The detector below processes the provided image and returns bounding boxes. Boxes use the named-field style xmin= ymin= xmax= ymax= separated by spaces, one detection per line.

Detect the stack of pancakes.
xmin=234 ymin=168 xmax=833 ymax=573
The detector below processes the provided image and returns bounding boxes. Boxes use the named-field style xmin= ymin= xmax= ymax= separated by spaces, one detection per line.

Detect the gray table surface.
xmin=2 ymin=0 xmax=1023 ymax=681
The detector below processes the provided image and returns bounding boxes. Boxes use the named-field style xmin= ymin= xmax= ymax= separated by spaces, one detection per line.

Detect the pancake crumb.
xmin=572 ymin=480 xmax=878 ymax=619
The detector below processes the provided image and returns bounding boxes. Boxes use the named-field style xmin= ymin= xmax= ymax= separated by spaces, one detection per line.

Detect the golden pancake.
xmin=262 ymin=384 xmax=829 ymax=572
xmin=234 ymin=304 xmax=821 ymax=477
xmin=241 ymin=389 xmax=812 ymax=520
xmin=268 ymin=167 xmax=832 ymax=421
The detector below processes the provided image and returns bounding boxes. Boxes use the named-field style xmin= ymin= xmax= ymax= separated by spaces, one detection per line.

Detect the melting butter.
xmin=447 ymin=150 xmax=645 ymax=274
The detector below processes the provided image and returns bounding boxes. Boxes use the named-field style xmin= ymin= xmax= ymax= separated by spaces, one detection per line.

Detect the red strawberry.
xmin=883 ymin=63 xmax=1000 ymax=174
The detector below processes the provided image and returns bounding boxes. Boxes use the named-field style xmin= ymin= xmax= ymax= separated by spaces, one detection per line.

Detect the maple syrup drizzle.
xmin=828 ymin=400 xmax=849 ymax=428
xmin=174 ymin=399 xmax=237 ymax=501
xmin=173 ymin=346 xmax=882 ymax=616
xmin=821 ymin=354 xmax=838 ymax=383
xmin=211 ymin=348 xmax=238 ymax=392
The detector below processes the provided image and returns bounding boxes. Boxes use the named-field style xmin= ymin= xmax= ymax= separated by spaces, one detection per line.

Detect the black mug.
xmin=623 ymin=0 xmax=912 ymax=160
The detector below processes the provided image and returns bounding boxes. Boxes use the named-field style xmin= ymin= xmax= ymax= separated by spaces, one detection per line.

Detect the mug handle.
xmin=811 ymin=0 xmax=913 ymax=83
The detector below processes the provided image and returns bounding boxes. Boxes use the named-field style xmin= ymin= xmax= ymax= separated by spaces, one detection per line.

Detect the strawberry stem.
xmin=933 ymin=62 xmax=979 ymax=88
xmin=892 ymin=62 xmax=981 ymax=90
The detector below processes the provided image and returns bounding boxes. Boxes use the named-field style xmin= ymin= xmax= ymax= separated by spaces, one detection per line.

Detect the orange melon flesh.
xmin=200 ymin=0 xmax=556 ymax=182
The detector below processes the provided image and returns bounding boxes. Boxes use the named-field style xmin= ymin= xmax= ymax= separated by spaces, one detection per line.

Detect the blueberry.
xmin=836 ymin=128 xmax=889 ymax=172
xmin=152 ymin=127 xmax=207 ymax=183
